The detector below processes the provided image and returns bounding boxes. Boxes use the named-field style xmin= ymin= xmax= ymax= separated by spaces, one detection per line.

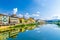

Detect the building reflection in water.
xmin=0 ymin=25 xmax=37 ymax=40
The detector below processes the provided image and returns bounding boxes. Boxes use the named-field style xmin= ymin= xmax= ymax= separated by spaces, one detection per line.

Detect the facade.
xmin=9 ymin=14 xmax=20 ymax=25
xmin=0 ymin=14 xmax=9 ymax=25
xmin=19 ymin=18 xmax=25 ymax=24
xmin=9 ymin=17 xmax=19 ymax=25
xmin=0 ymin=14 xmax=36 ymax=26
xmin=27 ymin=18 xmax=35 ymax=23
xmin=0 ymin=14 xmax=20 ymax=25
xmin=23 ymin=18 xmax=36 ymax=24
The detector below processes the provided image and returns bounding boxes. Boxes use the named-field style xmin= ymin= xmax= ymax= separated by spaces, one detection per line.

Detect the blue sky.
xmin=0 ymin=0 xmax=60 ymax=20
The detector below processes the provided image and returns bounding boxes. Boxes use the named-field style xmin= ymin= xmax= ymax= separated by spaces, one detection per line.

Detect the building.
xmin=37 ymin=19 xmax=45 ymax=25
xmin=0 ymin=14 xmax=9 ymax=25
xmin=9 ymin=14 xmax=20 ymax=25
xmin=0 ymin=14 xmax=36 ymax=26
xmin=19 ymin=18 xmax=25 ymax=24
xmin=0 ymin=14 xmax=20 ymax=25
xmin=27 ymin=18 xmax=35 ymax=24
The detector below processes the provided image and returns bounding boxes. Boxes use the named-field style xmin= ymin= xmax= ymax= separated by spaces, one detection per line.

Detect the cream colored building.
xmin=9 ymin=14 xmax=20 ymax=25
xmin=0 ymin=14 xmax=9 ymax=25
xmin=0 ymin=14 xmax=20 ymax=25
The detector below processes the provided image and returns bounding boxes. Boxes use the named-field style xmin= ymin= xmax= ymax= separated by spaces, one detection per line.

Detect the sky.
xmin=0 ymin=0 xmax=60 ymax=20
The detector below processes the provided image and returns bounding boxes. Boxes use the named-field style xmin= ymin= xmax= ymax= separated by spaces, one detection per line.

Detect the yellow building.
xmin=27 ymin=18 xmax=35 ymax=24
xmin=19 ymin=18 xmax=25 ymax=24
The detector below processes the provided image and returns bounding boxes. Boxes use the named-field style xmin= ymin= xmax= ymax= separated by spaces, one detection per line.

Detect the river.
xmin=6 ymin=24 xmax=60 ymax=40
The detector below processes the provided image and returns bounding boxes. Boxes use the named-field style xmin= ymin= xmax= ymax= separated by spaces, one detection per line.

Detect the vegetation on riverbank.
xmin=10 ymin=23 xmax=37 ymax=28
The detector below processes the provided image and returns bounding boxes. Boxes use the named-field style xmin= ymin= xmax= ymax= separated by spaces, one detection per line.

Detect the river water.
xmin=8 ymin=24 xmax=60 ymax=40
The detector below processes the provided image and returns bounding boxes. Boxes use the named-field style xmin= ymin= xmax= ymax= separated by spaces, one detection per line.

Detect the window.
xmin=20 ymin=20 xmax=22 ymax=23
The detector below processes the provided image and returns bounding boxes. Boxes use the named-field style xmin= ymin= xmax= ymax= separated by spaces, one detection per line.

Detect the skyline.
xmin=0 ymin=0 xmax=60 ymax=20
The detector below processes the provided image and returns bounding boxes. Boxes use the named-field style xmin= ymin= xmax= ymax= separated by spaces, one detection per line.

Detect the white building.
xmin=0 ymin=14 xmax=9 ymax=25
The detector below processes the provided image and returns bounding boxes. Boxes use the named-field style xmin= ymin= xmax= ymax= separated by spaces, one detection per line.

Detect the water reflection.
xmin=8 ymin=24 xmax=60 ymax=40
xmin=1 ymin=24 xmax=60 ymax=40
xmin=0 ymin=25 xmax=36 ymax=40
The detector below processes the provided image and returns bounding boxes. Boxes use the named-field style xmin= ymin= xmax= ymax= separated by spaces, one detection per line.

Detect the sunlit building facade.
xmin=9 ymin=14 xmax=20 ymax=25
xmin=19 ymin=18 xmax=25 ymax=24
xmin=0 ymin=14 xmax=9 ymax=25
xmin=9 ymin=17 xmax=19 ymax=25
xmin=28 ymin=18 xmax=35 ymax=23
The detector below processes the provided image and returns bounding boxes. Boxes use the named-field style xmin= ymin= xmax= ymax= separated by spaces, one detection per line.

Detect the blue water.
xmin=8 ymin=24 xmax=60 ymax=40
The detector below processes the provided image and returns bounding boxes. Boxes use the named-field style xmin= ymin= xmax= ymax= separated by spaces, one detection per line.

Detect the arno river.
xmin=1 ymin=24 xmax=60 ymax=40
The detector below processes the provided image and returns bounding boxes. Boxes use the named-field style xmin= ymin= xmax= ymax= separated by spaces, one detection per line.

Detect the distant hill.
xmin=44 ymin=19 xmax=60 ymax=24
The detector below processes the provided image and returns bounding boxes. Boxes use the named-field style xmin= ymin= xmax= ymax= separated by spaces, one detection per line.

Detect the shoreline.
xmin=0 ymin=23 xmax=37 ymax=32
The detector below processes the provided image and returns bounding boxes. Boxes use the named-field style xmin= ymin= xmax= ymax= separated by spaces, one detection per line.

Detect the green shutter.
xmin=2 ymin=16 xmax=7 ymax=22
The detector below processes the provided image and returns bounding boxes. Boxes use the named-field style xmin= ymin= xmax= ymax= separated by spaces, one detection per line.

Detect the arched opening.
xmin=20 ymin=20 xmax=22 ymax=23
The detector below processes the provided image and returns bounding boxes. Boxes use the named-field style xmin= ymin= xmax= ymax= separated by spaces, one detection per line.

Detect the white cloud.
xmin=32 ymin=11 xmax=40 ymax=17
xmin=17 ymin=14 xmax=23 ymax=18
xmin=44 ymin=17 xmax=53 ymax=20
xmin=13 ymin=8 xmax=18 ymax=14
xmin=32 ymin=13 xmax=40 ymax=17
xmin=24 ymin=13 xmax=30 ymax=19
xmin=22 ymin=12 xmax=41 ymax=20
xmin=31 ymin=11 xmax=41 ymax=20
xmin=39 ymin=18 xmax=46 ymax=20
xmin=51 ymin=14 xmax=60 ymax=19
